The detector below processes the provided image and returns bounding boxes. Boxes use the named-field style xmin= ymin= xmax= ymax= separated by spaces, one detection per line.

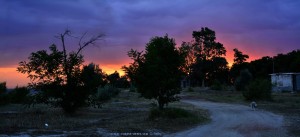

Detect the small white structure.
xmin=270 ymin=73 xmax=300 ymax=92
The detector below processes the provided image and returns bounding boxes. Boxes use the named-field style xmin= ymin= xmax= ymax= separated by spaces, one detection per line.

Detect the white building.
xmin=270 ymin=73 xmax=300 ymax=92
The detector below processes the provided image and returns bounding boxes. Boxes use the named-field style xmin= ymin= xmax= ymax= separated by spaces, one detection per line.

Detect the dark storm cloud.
xmin=0 ymin=0 xmax=300 ymax=67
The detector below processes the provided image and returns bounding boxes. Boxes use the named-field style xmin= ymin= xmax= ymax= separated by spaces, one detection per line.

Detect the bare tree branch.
xmin=76 ymin=34 xmax=105 ymax=56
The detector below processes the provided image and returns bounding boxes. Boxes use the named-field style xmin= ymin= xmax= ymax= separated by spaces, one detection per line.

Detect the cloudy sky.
xmin=1 ymin=0 xmax=300 ymax=88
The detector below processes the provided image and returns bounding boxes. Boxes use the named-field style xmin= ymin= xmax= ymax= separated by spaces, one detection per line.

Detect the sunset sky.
xmin=1 ymin=0 xmax=300 ymax=88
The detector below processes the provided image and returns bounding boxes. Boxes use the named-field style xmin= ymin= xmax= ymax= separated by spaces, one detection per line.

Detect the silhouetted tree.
xmin=179 ymin=42 xmax=195 ymax=75
xmin=125 ymin=35 xmax=184 ymax=109
xmin=234 ymin=69 xmax=253 ymax=91
xmin=17 ymin=30 xmax=104 ymax=113
xmin=0 ymin=82 xmax=9 ymax=105
xmin=81 ymin=63 xmax=107 ymax=93
xmin=209 ymin=57 xmax=229 ymax=85
xmin=107 ymin=71 xmax=120 ymax=86
xmin=9 ymin=86 xmax=30 ymax=104
xmin=185 ymin=27 xmax=228 ymax=86
xmin=0 ymin=82 xmax=6 ymax=94
xmin=122 ymin=49 xmax=144 ymax=88
xmin=247 ymin=50 xmax=300 ymax=79
xmin=248 ymin=56 xmax=273 ymax=79
xmin=233 ymin=48 xmax=249 ymax=65
xmin=230 ymin=48 xmax=249 ymax=83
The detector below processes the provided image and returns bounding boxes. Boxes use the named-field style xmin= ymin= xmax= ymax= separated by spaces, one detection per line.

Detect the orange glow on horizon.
xmin=0 ymin=67 xmax=28 ymax=89
xmin=0 ymin=53 xmax=265 ymax=89
xmin=100 ymin=64 xmax=125 ymax=76
xmin=0 ymin=64 xmax=127 ymax=89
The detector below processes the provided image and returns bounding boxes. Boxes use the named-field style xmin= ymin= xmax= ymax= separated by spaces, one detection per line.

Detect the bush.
xmin=211 ymin=80 xmax=222 ymax=90
xmin=9 ymin=86 xmax=30 ymax=104
xmin=0 ymin=94 xmax=10 ymax=105
xmin=0 ymin=82 xmax=6 ymax=94
xmin=129 ymin=85 xmax=136 ymax=92
xmin=187 ymin=87 xmax=194 ymax=92
xmin=243 ymin=79 xmax=272 ymax=101
xmin=234 ymin=69 xmax=253 ymax=91
xmin=96 ymin=85 xmax=120 ymax=101
xmin=0 ymin=82 xmax=9 ymax=105
xmin=149 ymin=107 xmax=193 ymax=120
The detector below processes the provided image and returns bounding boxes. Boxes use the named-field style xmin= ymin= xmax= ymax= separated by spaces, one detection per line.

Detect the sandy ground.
xmin=166 ymin=100 xmax=288 ymax=137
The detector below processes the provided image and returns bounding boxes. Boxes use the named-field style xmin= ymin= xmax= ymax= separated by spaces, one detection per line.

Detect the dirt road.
xmin=166 ymin=100 xmax=288 ymax=137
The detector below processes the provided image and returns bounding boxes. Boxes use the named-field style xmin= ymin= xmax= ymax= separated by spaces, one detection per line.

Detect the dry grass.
xmin=0 ymin=90 xmax=210 ymax=136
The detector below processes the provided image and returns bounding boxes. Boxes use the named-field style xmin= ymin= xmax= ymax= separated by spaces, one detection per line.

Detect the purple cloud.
xmin=0 ymin=0 xmax=300 ymax=68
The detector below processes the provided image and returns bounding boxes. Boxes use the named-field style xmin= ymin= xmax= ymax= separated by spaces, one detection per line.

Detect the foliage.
xmin=233 ymin=48 xmax=249 ymax=65
xmin=0 ymin=82 xmax=9 ymax=105
xmin=17 ymin=30 xmax=104 ymax=113
xmin=183 ymin=27 xmax=228 ymax=86
xmin=95 ymin=85 xmax=120 ymax=102
xmin=210 ymin=80 xmax=222 ymax=91
xmin=149 ymin=107 xmax=193 ymax=119
xmin=243 ymin=79 xmax=272 ymax=101
xmin=0 ymin=82 xmax=6 ymax=94
xmin=9 ymin=86 xmax=30 ymax=104
xmin=107 ymin=71 xmax=130 ymax=88
xmin=248 ymin=50 xmax=300 ymax=79
xmin=122 ymin=49 xmax=144 ymax=88
xmin=107 ymin=71 xmax=120 ymax=86
xmin=81 ymin=63 xmax=107 ymax=93
xmin=124 ymin=35 xmax=184 ymax=109
xmin=115 ymin=76 xmax=130 ymax=88
xmin=187 ymin=87 xmax=194 ymax=92
xmin=248 ymin=56 xmax=273 ymax=79
xmin=230 ymin=48 xmax=250 ymax=83
xmin=234 ymin=69 xmax=253 ymax=91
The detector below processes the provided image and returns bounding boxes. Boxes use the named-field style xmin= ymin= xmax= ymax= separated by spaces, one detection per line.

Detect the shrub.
xmin=0 ymin=82 xmax=6 ymax=94
xmin=96 ymin=85 xmax=120 ymax=102
xmin=0 ymin=94 xmax=10 ymax=105
xmin=211 ymin=80 xmax=222 ymax=90
xmin=0 ymin=82 xmax=9 ymax=105
xmin=187 ymin=87 xmax=194 ymax=92
xmin=129 ymin=85 xmax=136 ymax=92
xmin=243 ymin=79 xmax=272 ymax=101
xmin=9 ymin=86 xmax=30 ymax=104
xmin=234 ymin=69 xmax=253 ymax=91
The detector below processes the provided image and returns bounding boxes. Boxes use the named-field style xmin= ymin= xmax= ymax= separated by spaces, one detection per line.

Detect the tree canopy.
xmin=17 ymin=30 xmax=104 ymax=113
xmin=183 ymin=27 xmax=228 ymax=86
xmin=123 ymin=35 xmax=184 ymax=109
xmin=233 ymin=48 xmax=249 ymax=65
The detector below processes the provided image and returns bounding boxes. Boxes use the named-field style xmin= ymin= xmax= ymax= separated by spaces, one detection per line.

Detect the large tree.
xmin=124 ymin=35 xmax=184 ymax=109
xmin=185 ymin=27 xmax=228 ymax=86
xmin=17 ymin=30 xmax=104 ymax=113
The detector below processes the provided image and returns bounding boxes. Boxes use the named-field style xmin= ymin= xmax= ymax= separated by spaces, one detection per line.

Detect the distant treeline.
xmin=248 ymin=50 xmax=300 ymax=79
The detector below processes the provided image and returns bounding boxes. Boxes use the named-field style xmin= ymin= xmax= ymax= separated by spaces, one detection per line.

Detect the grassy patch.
xmin=182 ymin=88 xmax=245 ymax=104
xmin=147 ymin=107 xmax=210 ymax=132
xmin=149 ymin=107 xmax=193 ymax=119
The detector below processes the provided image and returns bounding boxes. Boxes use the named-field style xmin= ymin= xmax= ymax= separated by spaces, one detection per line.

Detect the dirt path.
xmin=166 ymin=100 xmax=288 ymax=137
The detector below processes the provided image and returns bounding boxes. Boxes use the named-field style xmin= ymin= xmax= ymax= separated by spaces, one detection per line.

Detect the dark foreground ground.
xmin=0 ymin=90 xmax=209 ymax=137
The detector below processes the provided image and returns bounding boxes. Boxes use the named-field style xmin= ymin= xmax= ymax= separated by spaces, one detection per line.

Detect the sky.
xmin=1 ymin=0 xmax=300 ymax=88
